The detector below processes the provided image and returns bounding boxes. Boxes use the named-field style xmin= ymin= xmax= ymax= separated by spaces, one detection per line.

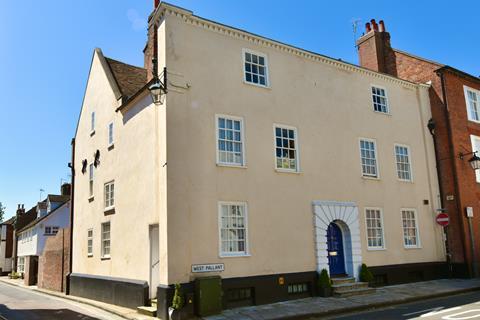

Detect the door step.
xmin=331 ymin=277 xmax=375 ymax=297
xmin=151 ymin=299 xmax=157 ymax=308
xmin=332 ymin=281 xmax=369 ymax=293
xmin=137 ymin=306 xmax=157 ymax=317
xmin=334 ymin=287 xmax=376 ymax=297
xmin=331 ymin=277 xmax=355 ymax=285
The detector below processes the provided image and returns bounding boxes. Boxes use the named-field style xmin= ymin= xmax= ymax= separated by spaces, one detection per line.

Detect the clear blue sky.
xmin=1 ymin=1 xmax=478 ymax=219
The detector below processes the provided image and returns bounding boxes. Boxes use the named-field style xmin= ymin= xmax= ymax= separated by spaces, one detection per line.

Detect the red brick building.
xmin=357 ymin=20 xmax=480 ymax=277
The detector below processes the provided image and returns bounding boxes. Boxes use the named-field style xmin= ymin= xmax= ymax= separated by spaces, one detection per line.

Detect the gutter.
xmin=66 ymin=137 xmax=75 ymax=295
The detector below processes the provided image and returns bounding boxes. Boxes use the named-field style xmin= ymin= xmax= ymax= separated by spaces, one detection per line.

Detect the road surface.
xmin=321 ymin=290 xmax=480 ymax=320
xmin=0 ymin=282 xmax=124 ymax=320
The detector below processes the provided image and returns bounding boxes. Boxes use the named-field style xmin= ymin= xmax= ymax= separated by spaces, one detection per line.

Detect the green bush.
xmin=360 ymin=264 xmax=374 ymax=283
xmin=171 ymin=283 xmax=184 ymax=310
xmin=317 ymin=269 xmax=332 ymax=288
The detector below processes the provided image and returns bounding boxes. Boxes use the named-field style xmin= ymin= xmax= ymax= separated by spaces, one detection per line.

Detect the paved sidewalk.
xmin=206 ymin=279 xmax=480 ymax=320
xmin=0 ymin=276 xmax=158 ymax=320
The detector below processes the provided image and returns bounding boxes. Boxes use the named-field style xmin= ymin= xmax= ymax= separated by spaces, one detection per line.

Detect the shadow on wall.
xmin=0 ymin=304 xmax=99 ymax=320
xmin=122 ymin=94 xmax=152 ymax=124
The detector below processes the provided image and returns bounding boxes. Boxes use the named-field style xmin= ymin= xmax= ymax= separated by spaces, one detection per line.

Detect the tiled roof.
xmin=47 ymin=194 xmax=70 ymax=204
xmin=18 ymin=201 xmax=70 ymax=233
xmin=105 ymin=57 xmax=148 ymax=99
xmin=1 ymin=217 xmax=15 ymax=225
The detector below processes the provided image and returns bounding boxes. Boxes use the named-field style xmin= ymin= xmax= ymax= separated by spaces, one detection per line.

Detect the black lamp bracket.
xmin=459 ymin=151 xmax=478 ymax=160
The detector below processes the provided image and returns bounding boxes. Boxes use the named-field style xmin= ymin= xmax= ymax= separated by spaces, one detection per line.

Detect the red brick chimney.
xmin=144 ymin=0 xmax=160 ymax=81
xmin=356 ymin=19 xmax=394 ymax=75
xmin=16 ymin=204 xmax=25 ymax=216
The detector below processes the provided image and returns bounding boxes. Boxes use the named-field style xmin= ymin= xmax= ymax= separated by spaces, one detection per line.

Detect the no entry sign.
xmin=436 ymin=213 xmax=450 ymax=227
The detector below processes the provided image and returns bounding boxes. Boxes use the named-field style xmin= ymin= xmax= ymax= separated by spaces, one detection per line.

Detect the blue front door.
xmin=327 ymin=222 xmax=346 ymax=275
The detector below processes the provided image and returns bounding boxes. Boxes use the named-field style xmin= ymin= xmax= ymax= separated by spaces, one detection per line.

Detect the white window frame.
xmin=218 ymin=201 xmax=249 ymax=258
xmin=273 ymin=124 xmax=300 ymax=173
xmin=87 ymin=229 xmax=93 ymax=257
xmin=104 ymin=180 xmax=115 ymax=211
xmin=215 ymin=114 xmax=246 ymax=167
xmin=359 ymin=138 xmax=379 ymax=179
xmin=401 ymin=208 xmax=421 ymax=248
xmin=364 ymin=207 xmax=386 ymax=250
xmin=101 ymin=222 xmax=111 ymax=258
xmin=17 ymin=257 xmax=25 ymax=273
xmin=45 ymin=226 xmax=59 ymax=235
xmin=470 ymin=135 xmax=480 ymax=183
xmin=108 ymin=122 xmax=114 ymax=147
xmin=89 ymin=163 xmax=94 ymax=198
xmin=464 ymin=85 xmax=480 ymax=123
xmin=371 ymin=85 xmax=390 ymax=114
xmin=394 ymin=144 xmax=413 ymax=182
xmin=242 ymin=48 xmax=269 ymax=88
xmin=90 ymin=112 xmax=96 ymax=135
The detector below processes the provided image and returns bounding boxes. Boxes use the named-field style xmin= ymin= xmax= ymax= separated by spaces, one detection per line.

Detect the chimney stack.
xmin=61 ymin=183 xmax=72 ymax=197
xmin=356 ymin=18 xmax=393 ymax=75
xmin=16 ymin=204 xmax=25 ymax=216
xmin=144 ymin=0 xmax=160 ymax=81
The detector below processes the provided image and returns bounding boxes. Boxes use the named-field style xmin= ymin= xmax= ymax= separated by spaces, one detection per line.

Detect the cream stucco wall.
xmin=73 ymin=51 xmax=160 ymax=283
xmin=160 ymin=7 xmax=444 ymax=284
xmin=73 ymin=4 xmax=445 ymax=289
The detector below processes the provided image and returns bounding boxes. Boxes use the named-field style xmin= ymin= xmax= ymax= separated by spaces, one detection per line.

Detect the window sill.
xmin=243 ymin=80 xmax=271 ymax=90
xmin=404 ymin=246 xmax=422 ymax=250
xmin=88 ymin=196 xmax=94 ymax=202
xmin=104 ymin=206 xmax=115 ymax=215
xmin=219 ymin=253 xmax=251 ymax=258
xmin=107 ymin=143 xmax=114 ymax=151
xmin=398 ymin=179 xmax=414 ymax=183
xmin=275 ymin=168 xmax=301 ymax=174
xmin=362 ymin=175 xmax=380 ymax=181
xmin=373 ymin=110 xmax=391 ymax=116
xmin=216 ymin=163 xmax=247 ymax=169
xmin=367 ymin=247 xmax=386 ymax=251
xmin=101 ymin=256 xmax=111 ymax=260
xmin=87 ymin=254 xmax=93 ymax=258
xmin=90 ymin=130 xmax=95 ymax=137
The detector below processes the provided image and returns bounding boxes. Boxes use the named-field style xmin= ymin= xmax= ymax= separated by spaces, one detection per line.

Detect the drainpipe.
xmin=428 ymin=118 xmax=452 ymax=277
xmin=66 ymin=137 xmax=75 ymax=294
xmin=439 ymin=71 xmax=474 ymax=277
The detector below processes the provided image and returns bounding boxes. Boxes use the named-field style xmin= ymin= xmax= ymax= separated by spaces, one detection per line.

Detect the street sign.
xmin=436 ymin=213 xmax=450 ymax=227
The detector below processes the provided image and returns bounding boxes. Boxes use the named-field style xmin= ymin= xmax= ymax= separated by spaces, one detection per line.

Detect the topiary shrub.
xmin=317 ymin=269 xmax=332 ymax=297
xmin=171 ymin=283 xmax=185 ymax=310
xmin=359 ymin=263 xmax=374 ymax=283
xmin=317 ymin=269 xmax=332 ymax=288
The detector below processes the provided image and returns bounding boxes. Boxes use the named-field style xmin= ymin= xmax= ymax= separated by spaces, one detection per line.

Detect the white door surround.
xmin=312 ymin=201 xmax=362 ymax=280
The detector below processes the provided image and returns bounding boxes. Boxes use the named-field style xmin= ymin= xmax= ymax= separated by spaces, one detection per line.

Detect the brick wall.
xmin=357 ymin=22 xmax=480 ymax=275
xmin=38 ymin=228 xmax=70 ymax=292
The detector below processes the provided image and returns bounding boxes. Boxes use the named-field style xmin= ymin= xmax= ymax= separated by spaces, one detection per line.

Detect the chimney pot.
xmin=365 ymin=22 xmax=371 ymax=33
xmin=154 ymin=0 xmax=160 ymax=8
xmin=370 ymin=19 xmax=378 ymax=31
xmin=379 ymin=20 xmax=385 ymax=32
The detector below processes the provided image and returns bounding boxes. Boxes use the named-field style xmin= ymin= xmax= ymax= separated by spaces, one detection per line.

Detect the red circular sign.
xmin=436 ymin=213 xmax=450 ymax=227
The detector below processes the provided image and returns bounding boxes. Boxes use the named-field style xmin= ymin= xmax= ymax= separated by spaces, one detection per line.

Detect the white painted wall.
xmin=17 ymin=201 xmax=70 ymax=257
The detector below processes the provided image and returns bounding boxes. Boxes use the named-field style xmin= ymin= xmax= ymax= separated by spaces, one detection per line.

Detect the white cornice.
xmin=156 ymin=2 xmax=429 ymax=90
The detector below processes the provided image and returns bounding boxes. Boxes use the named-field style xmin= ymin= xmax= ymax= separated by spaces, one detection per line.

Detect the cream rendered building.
xmin=71 ymin=2 xmax=446 ymax=317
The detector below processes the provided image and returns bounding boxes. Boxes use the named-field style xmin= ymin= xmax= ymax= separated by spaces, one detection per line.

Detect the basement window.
xmin=287 ymin=283 xmax=309 ymax=294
